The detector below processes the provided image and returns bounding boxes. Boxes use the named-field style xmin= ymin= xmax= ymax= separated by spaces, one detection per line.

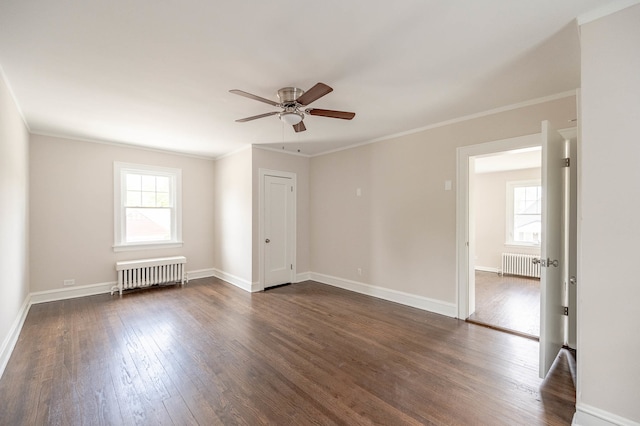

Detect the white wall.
xmin=29 ymin=134 xmax=216 ymax=292
xmin=212 ymin=147 xmax=253 ymax=287
xmin=0 ymin=71 xmax=29 ymax=374
xmin=577 ymin=4 xmax=640 ymax=424
xmin=475 ymin=167 xmax=541 ymax=270
xmin=310 ymin=96 xmax=575 ymax=309
xmin=251 ymin=147 xmax=310 ymax=280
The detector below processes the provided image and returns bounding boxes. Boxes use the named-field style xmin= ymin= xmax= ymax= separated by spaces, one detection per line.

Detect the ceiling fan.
xmin=229 ymin=82 xmax=355 ymax=133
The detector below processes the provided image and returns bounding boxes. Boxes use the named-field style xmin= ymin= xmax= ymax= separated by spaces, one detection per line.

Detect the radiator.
xmin=501 ymin=253 xmax=540 ymax=278
xmin=112 ymin=256 xmax=187 ymax=295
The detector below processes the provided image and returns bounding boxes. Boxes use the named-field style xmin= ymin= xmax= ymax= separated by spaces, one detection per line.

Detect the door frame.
xmin=558 ymin=127 xmax=577 ymax=349
xmin=258 ymin=168 xmax=297 ymax=291
xmin=456 ymin=133 xmax=542 ymax=319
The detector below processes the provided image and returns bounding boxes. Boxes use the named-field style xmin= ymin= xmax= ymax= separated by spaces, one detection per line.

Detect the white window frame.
xmin=113 ymin=162 xmax=183 ymax=252
xmin=506 ymin=179 xmax=541 ymax=247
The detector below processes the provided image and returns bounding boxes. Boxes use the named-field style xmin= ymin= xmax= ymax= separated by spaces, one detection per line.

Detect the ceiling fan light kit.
xmin=230 ymin=82 xmax=355 ymax=133
xmin=280 ymin=111 xmax=303 ymax=125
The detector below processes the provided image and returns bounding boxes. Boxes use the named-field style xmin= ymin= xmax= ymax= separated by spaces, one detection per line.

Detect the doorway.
xmin=467 ymin=147 xmax=542 ymax=339
xmin=259 ymin=169 xmax=296 ymax=290
xmin=457 ymin=133 xmax=542 ymax=320
xmin=457 ymin=125 xmax=577 ymax=378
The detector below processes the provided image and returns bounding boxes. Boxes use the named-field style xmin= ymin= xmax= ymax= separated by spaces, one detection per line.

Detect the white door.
xmin=539 ymin=120 xmax=566 ymax=378
xmin=264 ymin=175 xmax=294 ymax=288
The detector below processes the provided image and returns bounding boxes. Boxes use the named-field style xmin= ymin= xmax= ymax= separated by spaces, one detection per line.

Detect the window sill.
xmin=113 ymin=241 xmax=183 ymax=252
xmin=505 ymin=242 xmax=540 ymax=249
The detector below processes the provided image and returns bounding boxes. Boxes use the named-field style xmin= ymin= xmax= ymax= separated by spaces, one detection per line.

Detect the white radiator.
xmin=112 ymin=256 xmax=187 ymax=295
xmin=501 ymin=253 xmax=540 ymax=278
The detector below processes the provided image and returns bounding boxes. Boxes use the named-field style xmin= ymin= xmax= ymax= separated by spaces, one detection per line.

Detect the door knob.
xmin=545 ymin=258 xmax=559 ymax=267
xmin=534 ymin=258 xmax=559 ymax=267
xmin=265 ymin=239 xmax=270 ymax=243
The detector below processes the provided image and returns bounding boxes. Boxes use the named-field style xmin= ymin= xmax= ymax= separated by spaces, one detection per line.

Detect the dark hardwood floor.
xmin=468 ymin=271 xmax=541 ymax=339
xmin=0 ymin=278 xmax=575 ymax=425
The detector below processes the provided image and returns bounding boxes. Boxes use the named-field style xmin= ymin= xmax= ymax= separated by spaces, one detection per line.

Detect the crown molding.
xmin=252 ymin=144 xmax=311 ymax=158
xmin=29 ymin=131 xmax=217 ymax=161
xmin=577 ymin=0 xmax=640 ymax=25
xmin=0 ymin=65 xmax=30 ymax=132
xmin=312 ymin=90 xmax=577 ymax=158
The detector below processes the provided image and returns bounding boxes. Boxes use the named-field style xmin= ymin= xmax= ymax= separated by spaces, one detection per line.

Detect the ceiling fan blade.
xmin=235 ymin=111 xmax=279 ymax=122
xmin=229 ymin=89 xmax=279 ymax=107
xmin=293 ymin=121 xmax=306 ymax=133
xmin=296 ymin=83 xmax=333 ymax=106
xmin=307 ymin=108 xmax=355 ymax=120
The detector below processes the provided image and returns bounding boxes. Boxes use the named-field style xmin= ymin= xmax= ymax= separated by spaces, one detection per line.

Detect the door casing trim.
xmin=456 ymin=133 xmax=541 ymax=319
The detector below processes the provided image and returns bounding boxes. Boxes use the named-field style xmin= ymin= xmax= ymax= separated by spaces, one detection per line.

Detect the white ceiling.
xmin=474 ymin=147 xmax=541 ymax=174
xmin=0 ymin=0 xmax=621 ymax=158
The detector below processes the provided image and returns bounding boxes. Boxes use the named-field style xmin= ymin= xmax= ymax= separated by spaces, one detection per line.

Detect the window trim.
xmin=506 ymin=179 xmax=541 ymax=247
xmin=113 ymin=162 xmax=183 ymax=252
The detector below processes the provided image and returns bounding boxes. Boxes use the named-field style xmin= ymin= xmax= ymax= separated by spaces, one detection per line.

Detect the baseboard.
xmin=295 ymin=271 xmax=311 ymax=282
xmin=30 ymin=281 xmax=116 ymax=304
xmin=186 ymin=268 xmax=216 ymax=280
xmin=309 ymin=272 xmax=457 ymax=318
xmin=573 ymin=403 xmax=639 ymax=426
xmin=475 ymin=266 xmax=500 ymax=274
xmin=213 ymin=271 xmax=311 ymax=292
xmin=0 ymin=296 xmax=30 ymax=380
xmin=212 ymin=268 xmax=257 ymax=292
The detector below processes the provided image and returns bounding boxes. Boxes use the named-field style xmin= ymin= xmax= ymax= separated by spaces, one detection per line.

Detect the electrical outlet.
xmin=63 ymin=279 xmax=75 ymax=286
xmin=357 ymin=268 xmax=362 ymax=276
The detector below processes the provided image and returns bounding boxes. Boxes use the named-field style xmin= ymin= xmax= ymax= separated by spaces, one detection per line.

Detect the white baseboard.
xmin=309 ymin=272 xmax=457 ymax=318
xmin=186 ymin=268 xmax=216 ymax=280
xmin=30 ymin=281 xmax=115 ymax=304
xmin=0 ymin=296 xmax=30 ymax=380
xmin=475 ymin=266 xmax=501 ymax=274
xmin=573 ymin=403 xmax=639 ymax=426
xmin=295 ymin=271 xmax=311 ymax=282
xmin=30 ymin=267 xmax=219 ymax=304
xmin=212 ymin=268 xmax=257 ymax=292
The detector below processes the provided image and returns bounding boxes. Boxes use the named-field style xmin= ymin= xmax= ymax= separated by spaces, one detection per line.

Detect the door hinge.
xmin=291 ymin=186 xmax=293 ymax=192
xmin=562 ymin=158 xmax=570 ymax=167
xmin=563 ymin=306 xmax=569 ymax=316
xmin=290 ymin=264 xmax=293 ymax=270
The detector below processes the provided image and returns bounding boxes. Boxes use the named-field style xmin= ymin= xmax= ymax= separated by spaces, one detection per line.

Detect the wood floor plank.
xmin=0 ymin=278 xmax=575 ymax=425
xmin=469 ymin=271 xmax=540 ymax=337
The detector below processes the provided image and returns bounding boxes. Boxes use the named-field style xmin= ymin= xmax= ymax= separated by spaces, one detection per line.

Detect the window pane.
xmin=125 ymin=208 xmax=171 ymax=242
xmin=141 ymin=191 xmax=157 ymax=207
xmin=141 ymin=175 xmax=156 ymax=191
xmin=514 ymin=214 xmax=541 ymax=244
xmin=126 ymin=191 xmax=141 ymax=207
xmin=513 ymin=187 xmax=523 ymax=203
xmin=522 ymin=200 xmax=537 ymax=214
xmin=127 ymin=174 xmax=141 ymax=191
xmin=156 ymin=176 xmax=170 ymax=192
xmin=156 ymin=192 xmax=170 ymax=207
xmin=510 ymin=183 xmax=542 ymax=245
xmin=532 ymin=198 xmax=541 ymax=214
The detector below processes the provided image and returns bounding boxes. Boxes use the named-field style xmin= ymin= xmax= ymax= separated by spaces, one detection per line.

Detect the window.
xmin=506 ymin=180 xmax=541 ymax=246
xmin=114 ymin=162 xmax=182 ymax=251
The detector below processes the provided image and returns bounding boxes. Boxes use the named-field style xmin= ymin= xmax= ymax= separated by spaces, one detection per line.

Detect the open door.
xmin=539 ymin=120 xmax=566 ymax=378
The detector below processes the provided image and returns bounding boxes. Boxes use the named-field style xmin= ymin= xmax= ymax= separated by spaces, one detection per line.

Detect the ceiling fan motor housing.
xmin=277 ymin=87 xmax=304 ymax=105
